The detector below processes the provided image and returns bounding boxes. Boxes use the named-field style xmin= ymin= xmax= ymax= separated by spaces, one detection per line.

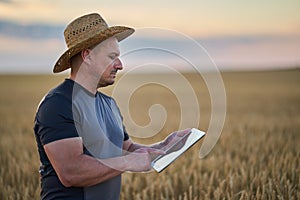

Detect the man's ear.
xmin=81 ymin=49 xmax=92 ymax=64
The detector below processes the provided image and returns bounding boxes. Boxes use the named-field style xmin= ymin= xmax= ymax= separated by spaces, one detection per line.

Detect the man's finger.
xmin=135 ymin=148 xmax=165 ymax=155
xmin=147 ymin=148 xmax=166 ymax=155
xmin=176 ymin=128 xmax=192 ymax=137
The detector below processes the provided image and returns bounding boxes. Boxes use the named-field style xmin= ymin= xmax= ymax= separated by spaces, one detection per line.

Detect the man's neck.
xmin=69 ymin=73 xmax=98 ymax=95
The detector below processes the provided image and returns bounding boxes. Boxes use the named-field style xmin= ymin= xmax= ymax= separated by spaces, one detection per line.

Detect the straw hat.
xmin=53 ymin=13 xmax=135 ymax=73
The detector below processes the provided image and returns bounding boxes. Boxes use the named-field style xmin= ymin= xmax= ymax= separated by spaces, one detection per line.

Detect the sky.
xmin=0 ymin=0 xmax=299 ymax=73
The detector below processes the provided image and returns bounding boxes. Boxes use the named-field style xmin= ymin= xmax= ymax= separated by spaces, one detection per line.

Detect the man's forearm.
xmin=59 ymin=151 xmax=156 ymax=187
xmin=57 ymin=154 xmax=127 ymax=187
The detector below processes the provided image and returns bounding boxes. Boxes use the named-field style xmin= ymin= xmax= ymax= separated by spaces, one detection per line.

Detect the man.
xmin=34 ymin=13 xmax=190 ymax=200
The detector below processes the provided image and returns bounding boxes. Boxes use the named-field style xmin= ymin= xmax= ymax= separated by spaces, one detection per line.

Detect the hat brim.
xmin=53 ymin=26 xmax=134 ymax=73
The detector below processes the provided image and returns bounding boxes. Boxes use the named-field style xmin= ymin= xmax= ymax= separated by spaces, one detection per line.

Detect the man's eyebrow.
xmin=110 ymin=52 xmax=120 ymax=56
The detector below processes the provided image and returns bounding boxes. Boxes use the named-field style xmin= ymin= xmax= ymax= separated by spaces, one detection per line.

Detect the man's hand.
xmin=159 ymin=128 xmax=191 ymax=151
xmin=125 ymin=148 xmax=165 ymax=172
xmin=121 ymin=128 xmax=192 ymax=172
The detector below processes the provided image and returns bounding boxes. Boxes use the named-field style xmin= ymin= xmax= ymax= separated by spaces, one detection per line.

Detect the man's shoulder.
xmin=44 ymin=79 xmax=74 ymax=101
xmin=37 ymin=79 xmax=74 ymax=114
xmin=48 ymin=79 xmax=74 ymax=97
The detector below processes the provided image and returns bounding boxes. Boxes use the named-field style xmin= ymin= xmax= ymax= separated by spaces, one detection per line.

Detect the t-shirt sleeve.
xmin=34 ymin=93 xmax=79 ymax=145
xmin=111 ymin=98 xmax=130 ymax=141
xmin=123 ymin=125 xmax=129 ymax=141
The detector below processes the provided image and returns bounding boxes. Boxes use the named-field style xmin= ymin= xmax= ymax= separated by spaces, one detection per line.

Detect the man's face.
xmin=89 ymin=37 xmax=123 ymax=88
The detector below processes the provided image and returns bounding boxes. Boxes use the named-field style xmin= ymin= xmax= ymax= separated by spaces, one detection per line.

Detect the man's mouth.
xmin=110 ymin=70 xmax=118 ymax=78
xmin=111 ymin=69 xmax=117 ymax=75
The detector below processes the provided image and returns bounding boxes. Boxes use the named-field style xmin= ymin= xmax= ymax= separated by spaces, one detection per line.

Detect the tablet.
xmin=151 ymin=128 xmax=205 ymax=172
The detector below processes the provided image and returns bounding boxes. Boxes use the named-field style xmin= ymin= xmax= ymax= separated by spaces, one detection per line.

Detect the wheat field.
xmin=0 ymin=70 xmax=299 ymax=199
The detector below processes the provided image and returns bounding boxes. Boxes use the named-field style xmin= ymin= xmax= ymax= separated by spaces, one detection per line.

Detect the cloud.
xmin=0 ymin=0 xmax=13 ymax=3
xmin=198 ymin=35 xmax=300 ymax=69
xmin=0 ymin=19 xmax=64 ymax=39
xmin=0 ymin=20 xmax=65 ymax=73
xmin=0 ymin=20 xmax=299 ymax=73
xmin=0 ymin=34 xmax=65 ymax=73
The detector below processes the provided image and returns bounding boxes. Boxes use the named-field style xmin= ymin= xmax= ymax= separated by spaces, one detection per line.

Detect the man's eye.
xmin=109 ymin=55 xmax=117 ymax=60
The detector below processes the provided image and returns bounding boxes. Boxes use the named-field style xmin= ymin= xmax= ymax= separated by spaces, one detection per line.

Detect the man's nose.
xmin=113 ymin=58 xmax=123 ymax=70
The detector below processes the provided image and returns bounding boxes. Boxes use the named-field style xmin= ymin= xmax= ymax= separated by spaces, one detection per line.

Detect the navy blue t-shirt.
xmin=34 ymin=79 xmax=129 ymax=200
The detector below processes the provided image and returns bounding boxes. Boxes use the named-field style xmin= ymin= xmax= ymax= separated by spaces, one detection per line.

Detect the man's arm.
xmin=123 ymin=128 xmax=191 ymax=152
xmin=44 ymin=137 xmax=164 ymax=188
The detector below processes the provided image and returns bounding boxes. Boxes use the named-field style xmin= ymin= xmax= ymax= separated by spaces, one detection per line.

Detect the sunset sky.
xmin=0 ymin=0 xmax=299 ymax=73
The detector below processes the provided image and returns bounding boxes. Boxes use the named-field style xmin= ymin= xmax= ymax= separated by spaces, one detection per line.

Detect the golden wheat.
xmin=0 ymin=70 xmax=299 ymax=199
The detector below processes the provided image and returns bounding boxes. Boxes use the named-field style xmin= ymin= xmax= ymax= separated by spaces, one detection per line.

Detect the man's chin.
xmin=97 ymin=80 xmax=115 ymax=88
